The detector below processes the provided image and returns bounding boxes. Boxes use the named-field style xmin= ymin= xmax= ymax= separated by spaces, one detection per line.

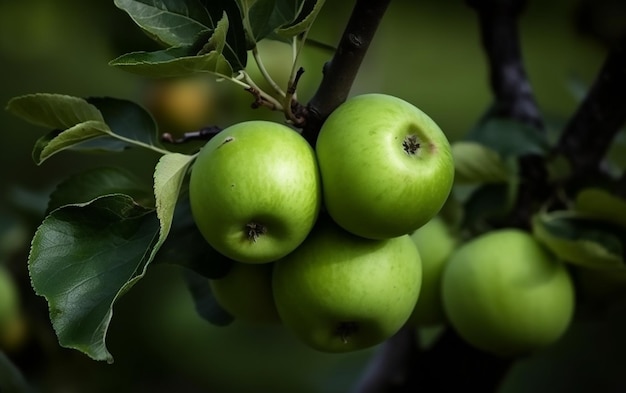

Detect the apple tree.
xmin=2 ymin=0 xmax=626 ymax=391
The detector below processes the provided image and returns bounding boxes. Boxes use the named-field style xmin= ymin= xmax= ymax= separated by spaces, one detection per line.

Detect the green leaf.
xmin=6 ymin=93 xmax=104 ymax=129
xmin=532 ymin=210 xmax=625 ymax=270
xmin=248 ymin=0 xmax=304 ymax=42
xmin=29 ymin=195 xmax=160 ymax=363
xmin=246 ymin=0 xmax=324 ymax=42
xmin=153 ymin=153 xmax=195 ymax=239
xmin=575 ymin=188 xmax=626 ymax=229
xmin=9 ymin=94 xmax=164 ymax=160
xmin=154 ymin=186 xmax=234 ymax=279
xmin=47 ymin=167 xmax=154 ymax=214
xmin=277 ymin=0 xmax=326 ymax=37
xmin=113 ymin=0 xmax=215 ymax=47
xmin=109 ymin=45 xmax=233 ymax=78
xmin=181 ymin=268 xmax=234 ymax=326
xmin=205 ymin=0 xmax=249 ymax=70
xmin=467 ymin=117 xmax=549 ymax=157
xmin=451 ymin=141 xmax=514 ymax=184
xmin=195 ymin=11 xmax=228 ymax=55
xmin=115 ymin=0 xmax=248 ymax=71
xmin=32 ymin=121 xmax=110 ymax=164
xmin=83 ymin=97 xmax=160 ymax=151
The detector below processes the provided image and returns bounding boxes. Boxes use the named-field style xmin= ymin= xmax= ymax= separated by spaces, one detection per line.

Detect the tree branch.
xmin=301 ymin=0 xmax=392 ymax=144
xmin=468 ymin=0 xmax=551 ymax=230
xmin=468 ymin=0 xmax=544 ymax=130
xmin=354 ymin=1 xmax=540 ymax=392
xmin=555 ymin=33 xmax=626 ymax=184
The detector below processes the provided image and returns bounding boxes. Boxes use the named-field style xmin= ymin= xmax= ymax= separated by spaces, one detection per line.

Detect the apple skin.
xmin=442 ymin=229 xmax=575 ymax=357
xmin=408 ymin=216 xmax=457 ymax=326
xmin=189 ymin=120 xmax=321 ymax=264
xmin=315 ymin=93 xmax=454 ymax=239
xmin=272 ymin=216 xmax=422 ymax=353
xmin=210 ymin=262 xmax=280 ymax=324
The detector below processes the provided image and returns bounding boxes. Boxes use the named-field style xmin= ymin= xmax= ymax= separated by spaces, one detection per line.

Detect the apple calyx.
xmin=335 ymin=321 xmax=359 ymax=344
xmin=246 ymin=222 xmax=267 ymax=242
xmin=402 ymin=134 xmax=420 ymax=155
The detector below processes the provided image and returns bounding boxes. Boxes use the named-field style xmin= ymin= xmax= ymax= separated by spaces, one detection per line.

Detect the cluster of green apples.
xmin=189 ymin=93 xmax=455 ymax=352
xmin=408 ymin=216 xmax=576 ymax=357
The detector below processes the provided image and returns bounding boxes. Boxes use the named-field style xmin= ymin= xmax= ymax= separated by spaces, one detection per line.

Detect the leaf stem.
xmin=240 ymin=72 xmax=285 ymax=110
xmin=106 ymin=131 xmax=171 ymax=155
xmin=252 ymin=45 xmax=286 ymax=98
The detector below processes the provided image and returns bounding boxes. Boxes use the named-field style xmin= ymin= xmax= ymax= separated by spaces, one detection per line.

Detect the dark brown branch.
xmin=467 ymin=0 xmax=544 ymax=130
xmin=301 ymin=0 xmax=392 ymax=144
xmin=555 ymin=34 xmax=626 ymax=182
xmin=468 ymin=0 xmax=551 ymax=230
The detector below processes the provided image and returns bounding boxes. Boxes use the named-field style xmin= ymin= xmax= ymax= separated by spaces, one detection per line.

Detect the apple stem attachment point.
xmin=402 ymin=134 xmax=420 ymax=155
xmin=245 ymin=222 xmax=267 ymax=243
xmin=336 ymin=321 xmax=359 ymax=344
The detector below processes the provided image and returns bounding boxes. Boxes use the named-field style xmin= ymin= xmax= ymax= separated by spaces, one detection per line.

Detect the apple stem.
xmin=336 ymin=321 xmax=359 ymax=344
xmin=246 ymin=222 xmax=267 ymax=242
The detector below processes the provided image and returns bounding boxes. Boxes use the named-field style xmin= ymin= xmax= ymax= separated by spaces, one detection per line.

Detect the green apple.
xmin=189 ymin=120 xmax=321 ymax=263
xmin=210 ymin=262 xmax=280 ymax=324
xmin=315 ymin=93 xmax=454 ymax=239
xmin=408 ymin=216 xmax=457 ymax=326
xmin=442 ymin=229 xmax=575 ymax=356
xmin=272 ymin=217 xmax=422 ymax=353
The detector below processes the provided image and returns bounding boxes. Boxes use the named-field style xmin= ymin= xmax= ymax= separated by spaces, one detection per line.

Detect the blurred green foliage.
xmin=0 ymin=0 xmax=611 ymax=391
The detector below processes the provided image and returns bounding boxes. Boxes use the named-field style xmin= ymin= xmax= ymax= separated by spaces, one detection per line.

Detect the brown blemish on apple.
xmin=402 ymin=134 xmax=420 ymax=155
xmin=246 ymin=222 xmax=267 ymax=242
xmin=335 ymin=321 xmax=359 ymax=344
xmin=218 ymin=136 xmax=235 ymax=148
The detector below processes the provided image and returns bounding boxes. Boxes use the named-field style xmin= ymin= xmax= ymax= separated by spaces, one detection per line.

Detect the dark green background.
xmin=0 ymin=0 xmax=617 ymax=392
